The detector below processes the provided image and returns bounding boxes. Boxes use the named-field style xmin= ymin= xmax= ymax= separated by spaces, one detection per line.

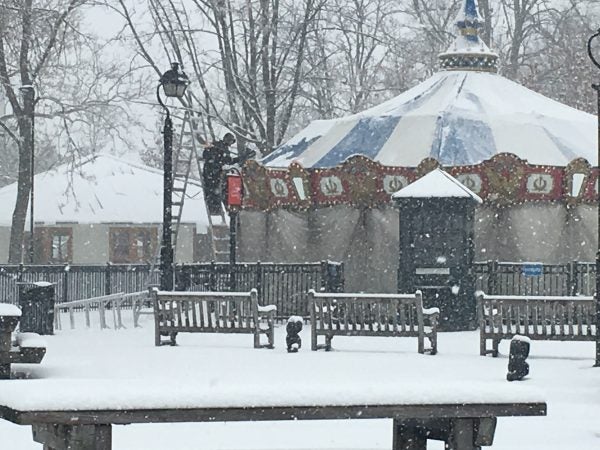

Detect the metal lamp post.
xmin=19 ymin=85 xmax=35 ymax=264
xmin=156 ymin=63 xmax=189 ymax=291
xmin=587 ymin=30 xmax=600 ymax=366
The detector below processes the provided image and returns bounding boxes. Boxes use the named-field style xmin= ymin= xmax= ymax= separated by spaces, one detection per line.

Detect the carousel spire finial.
xmin=438 ymin=0 xmax=498 ymax=73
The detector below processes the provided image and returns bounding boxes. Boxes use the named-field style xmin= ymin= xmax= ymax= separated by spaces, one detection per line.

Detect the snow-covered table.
xmin=0 ymin=380 xmax=546 ymax=450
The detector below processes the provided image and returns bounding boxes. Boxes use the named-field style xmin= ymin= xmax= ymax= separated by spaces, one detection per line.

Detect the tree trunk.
xmin=479 ymin=0 xmax=493 ymax=46
xmin=8 ymin=105 xmax=33 ymax=264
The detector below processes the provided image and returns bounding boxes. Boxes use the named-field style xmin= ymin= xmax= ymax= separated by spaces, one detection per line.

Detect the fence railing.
xmin=474 ymin=261 xmax=596 ymax=296
xmin=0 ymin=263 xmax=159 ymax=306
xmin=0 ymin=261 xmax=344 ymax=320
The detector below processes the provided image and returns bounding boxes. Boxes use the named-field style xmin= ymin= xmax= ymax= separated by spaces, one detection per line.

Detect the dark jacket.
xmin=202 ymin=141 xmax=239 ymax=186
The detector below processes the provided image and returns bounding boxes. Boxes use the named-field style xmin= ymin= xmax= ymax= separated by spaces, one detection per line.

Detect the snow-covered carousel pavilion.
xmin=236 ymin=0 xmax=598 ymax=293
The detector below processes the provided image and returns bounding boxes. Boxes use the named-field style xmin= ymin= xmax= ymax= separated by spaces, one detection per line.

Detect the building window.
xmin=35 ymin=227 xmax=73 ymax=263
xmin=109 ymin=227 xmax=157 ymax=263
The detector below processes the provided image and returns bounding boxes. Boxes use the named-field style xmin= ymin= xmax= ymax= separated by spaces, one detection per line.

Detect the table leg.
xmin=32 ymin=423 xmax=112 ymax=450
xmin=446 ymin=418 xmax=478 ymax=450
xmin=0 ymin=363 xmax=10 ymax=379
xmin=392 ymin=420 xmax=427 ymax=450
xmin=0 ymin=329 xmax=12 ymax=379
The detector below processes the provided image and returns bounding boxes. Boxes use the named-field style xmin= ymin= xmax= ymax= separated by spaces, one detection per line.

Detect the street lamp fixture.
xmin=587 ymin=30 xmax=600 ymax=366
xmin=156 ymin=63 xmax=189 ymax=291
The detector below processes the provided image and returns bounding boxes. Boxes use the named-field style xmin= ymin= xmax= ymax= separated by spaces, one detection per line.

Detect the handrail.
xmin=54 ymin=291 xmax=149 ymax=331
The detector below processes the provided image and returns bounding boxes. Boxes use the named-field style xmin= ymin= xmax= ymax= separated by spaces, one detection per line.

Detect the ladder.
xmin=175 ymin=107 xmax=231 ymax=263
xmin=171 ymin=108 xmax=202 ymax=251
xmin=194 ymin=139 xmax=231 ymax=264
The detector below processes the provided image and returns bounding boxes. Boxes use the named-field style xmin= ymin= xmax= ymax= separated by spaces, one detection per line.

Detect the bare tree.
xmin=520 ymin=0 xmax=600 ymax=113
xmin=0 ymin=0 xmax=150 ymax=262
xmin=114 ymin=0 xmax=324 ymax=155
xmin=307 ymin=0 xmax=400 ymax=115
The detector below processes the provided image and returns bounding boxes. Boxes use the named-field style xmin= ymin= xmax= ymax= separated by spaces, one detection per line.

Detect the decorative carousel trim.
xmin=240 ymin=153 xmax=598 ymax=212
xmin=438 ymin=53 xmax=498 ymax=73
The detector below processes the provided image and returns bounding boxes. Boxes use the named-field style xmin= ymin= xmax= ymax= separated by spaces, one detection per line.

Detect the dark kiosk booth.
xmin=393 ymin=169 xmax=481 ymax=331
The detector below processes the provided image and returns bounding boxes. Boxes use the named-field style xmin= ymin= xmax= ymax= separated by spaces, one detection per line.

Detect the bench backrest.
xmin=308 ymin=290 xmax=425 ymax=335
xmin=477 ymin=293 xmax=596 ymax=338
xmin=154 ymin=289 xmax=260 ymax=332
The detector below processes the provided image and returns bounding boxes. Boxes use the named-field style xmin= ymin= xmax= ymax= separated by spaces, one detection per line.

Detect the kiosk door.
xmin=399 ymin=211 xmax=474 ymax=331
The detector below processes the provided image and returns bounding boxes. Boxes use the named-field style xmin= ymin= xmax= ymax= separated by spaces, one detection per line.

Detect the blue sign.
xmin=521 ymin=264 xmax=543 ymax=277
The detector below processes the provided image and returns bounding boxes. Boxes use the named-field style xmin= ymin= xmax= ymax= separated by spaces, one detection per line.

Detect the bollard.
xmin=507 ymin=335 xmax=530 ymax=382
xmin=286 ymin=316 xmax=303 ymax=353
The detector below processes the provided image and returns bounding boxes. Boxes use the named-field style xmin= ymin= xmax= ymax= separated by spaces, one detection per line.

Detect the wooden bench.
xmin=477 ymin=293 xmax=597 ymax=358
xmin=308 ymin=290 xmax=439 ymax=354
xmin=152 ymin=289 xmax=276 ymax=348
xmin=0 ymin=307 xmax=46 ymax=379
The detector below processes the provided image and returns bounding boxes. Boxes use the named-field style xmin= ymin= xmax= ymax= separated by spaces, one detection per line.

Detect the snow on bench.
xmin=308 ymin=290 xmax=438 ymax=354
xmin=0 ymin=307 xmax=46 ymax=378
xmin=152 ymin=289 xmax=276 ymax=348
xmin=477 ymin=292 xmax=597 ymax=358
xmin=0 ymin=304 xmax=21 ymax=317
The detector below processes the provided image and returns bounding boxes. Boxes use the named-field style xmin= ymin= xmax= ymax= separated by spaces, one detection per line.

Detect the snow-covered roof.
xmin=0 ymin=154 xmax=209 ymax=230
xmin=392 ymin=169 xmax=482 ymax=203
xmin=264 ymin=69 xmax=596 ymax=168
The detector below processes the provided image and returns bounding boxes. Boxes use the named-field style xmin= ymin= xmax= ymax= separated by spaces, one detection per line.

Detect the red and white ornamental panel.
xmin=240 ymin=154 xmax=598 ymax=211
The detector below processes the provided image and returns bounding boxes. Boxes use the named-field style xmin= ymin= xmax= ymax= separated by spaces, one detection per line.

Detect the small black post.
xmin=286 ymin=316 xmax=303 ymax=353
xmin=507 ymin=337 xmax=530 ymax=381
xmin=587 ymin=30 xmax=600 ymax=366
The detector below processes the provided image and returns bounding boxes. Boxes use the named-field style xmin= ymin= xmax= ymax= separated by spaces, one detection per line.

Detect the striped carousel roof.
xmin=263 ymin=0 xmax=596 ymax=169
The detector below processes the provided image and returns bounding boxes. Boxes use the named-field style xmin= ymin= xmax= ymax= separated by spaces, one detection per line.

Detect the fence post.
xmin=62 ymin=264 xmax=69 ymax=304
xmin=18 ymin=263 xmax=24 ymax=282
xmin=229 ymin=262 xmax=236 ymax=291
xmin=320 ymin=260 xmax=328 ymax=292
xmin=210 ymin=261 xmax=217 ymax=291
xmin=567 ymin=260 xmax=578 ymax=296
xmin=487 ymin=260 xmax=498 ymax=295
xmin=256 ymin=261 xmax=262 ymax=301
xmin=105 ymin=262 xmax=112 ymax=295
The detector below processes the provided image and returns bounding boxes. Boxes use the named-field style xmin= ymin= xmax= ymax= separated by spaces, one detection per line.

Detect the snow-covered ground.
xmin=1 ymin=312 xmax=599 ymax=449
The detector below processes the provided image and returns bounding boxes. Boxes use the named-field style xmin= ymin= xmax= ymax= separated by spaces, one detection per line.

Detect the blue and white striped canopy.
xmin=263 ymin=70 xmax=597 ymax=168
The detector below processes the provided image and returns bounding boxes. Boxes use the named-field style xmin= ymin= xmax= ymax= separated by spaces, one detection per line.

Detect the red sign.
xmin=227 ymin=174 xmax=243 ymax=206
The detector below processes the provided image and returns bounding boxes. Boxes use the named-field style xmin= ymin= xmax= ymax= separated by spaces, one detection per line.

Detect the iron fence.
xmin=0 ymin=264 xmax=159 ymax=306
xmin=0 ymin=261 xmax=344 ymax=319
xmin=474 ymin=261 xmax=596 ymax=296
xmin=176 ymin=261 xmax=345 ymax=318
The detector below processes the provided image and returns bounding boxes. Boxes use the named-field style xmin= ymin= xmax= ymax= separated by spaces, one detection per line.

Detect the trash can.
xmin=18 ymin=282 xmax=55 ymax=335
